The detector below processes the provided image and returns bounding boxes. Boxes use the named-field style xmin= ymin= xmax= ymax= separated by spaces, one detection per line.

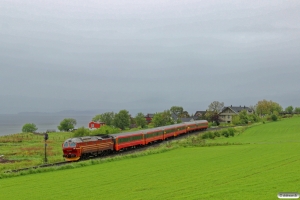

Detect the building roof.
xmin=221 ymin=105 xmax=253 ymax=114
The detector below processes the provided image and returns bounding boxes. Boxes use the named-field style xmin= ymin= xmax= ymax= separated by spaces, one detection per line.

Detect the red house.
xmin=88 ymin=121 xmax=105 ymax=129
xmin=145 ymin=113 xmax=154 ymax=124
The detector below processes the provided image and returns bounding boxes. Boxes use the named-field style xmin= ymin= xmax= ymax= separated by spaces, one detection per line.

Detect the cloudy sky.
xmin=1 ymin=0 xmax=299 ymax=115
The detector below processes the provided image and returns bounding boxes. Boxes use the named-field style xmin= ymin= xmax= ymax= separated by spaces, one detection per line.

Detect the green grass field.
xmin=0 ymin=117 xmax=299 ymax=199
xmin=0 ymin=132 xmax=73 ymax=172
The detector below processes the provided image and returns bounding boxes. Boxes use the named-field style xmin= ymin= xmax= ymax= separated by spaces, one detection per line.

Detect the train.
xmin=62 ymin=120 xmax=208 ymax=161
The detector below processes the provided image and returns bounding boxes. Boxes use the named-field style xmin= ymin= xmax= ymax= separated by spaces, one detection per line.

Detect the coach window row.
xmin=145 ymin=131 xmax=163 ymax=138
xmin=165 ymin=129 xmax=176 ymax=133
xmin=118 ymin=135 xmax=143 ymax=143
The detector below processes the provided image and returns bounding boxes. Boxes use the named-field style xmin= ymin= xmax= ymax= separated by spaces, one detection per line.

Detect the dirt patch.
xmin=0 ymin=157 xmax=16 ymax=163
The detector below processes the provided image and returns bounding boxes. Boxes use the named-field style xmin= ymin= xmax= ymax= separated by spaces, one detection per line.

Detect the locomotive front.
xmin=62 ymin=138 xmax=82 ymax=161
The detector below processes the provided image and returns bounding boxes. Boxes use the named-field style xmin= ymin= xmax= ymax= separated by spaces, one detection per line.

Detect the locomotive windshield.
xmin=63 ymin=141 xmax=76 ymax=148
xmin=63 ymin=138 xmax=82 ymax=148
xmin=70 ymin=142 xmax=76 ymax=147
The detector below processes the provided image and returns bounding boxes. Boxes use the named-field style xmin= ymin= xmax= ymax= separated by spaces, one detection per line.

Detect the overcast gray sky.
xmin=1 ymin=0 xmax=299 ymax=115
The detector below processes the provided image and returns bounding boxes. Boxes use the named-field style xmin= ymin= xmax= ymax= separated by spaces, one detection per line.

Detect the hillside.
xmin=0 ymin=117 xmax=299 ymax=199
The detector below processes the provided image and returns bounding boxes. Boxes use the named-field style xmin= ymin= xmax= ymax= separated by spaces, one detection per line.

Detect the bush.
xmin=271 ymin=114 xmax=278 ymax=121
xmin=227 ymin=128 xmax=236 ymax=137
xmin=201 ymin=132 xmax=209 ymax=139
xmin=211 ymin=122 xmax=218 ymax=126
xmin=214 ymin=131 xmax=220 ymax=137
xmin=73 ymin=127 xmax=90 ymax=137
xmin=221 ymin=130 xmax=229 ymax=137
xmin=90 ymin=125 xmax=121 ymax=135
xmin=208 ymin=132 xmax=215 ymax=139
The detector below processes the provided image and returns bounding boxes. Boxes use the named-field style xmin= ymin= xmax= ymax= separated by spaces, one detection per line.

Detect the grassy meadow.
xmin=0 ymin=117 xmax=299 ymax=199
xmin=0 ymin=132 xmax=73 ymax=172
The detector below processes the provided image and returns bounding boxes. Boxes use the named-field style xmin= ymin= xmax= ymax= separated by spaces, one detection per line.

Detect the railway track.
xmin=4 ymin=126 xmax=230 ymax=173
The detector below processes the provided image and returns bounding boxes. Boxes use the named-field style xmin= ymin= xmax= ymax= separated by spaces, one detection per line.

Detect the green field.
xmin=0 ymin=117 xmax=299 ymax=199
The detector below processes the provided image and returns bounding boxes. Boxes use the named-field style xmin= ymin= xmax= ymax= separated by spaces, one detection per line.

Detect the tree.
xmin=113 ymin=110 xmax=130 ymax=130
xmin=239 ymin=110 xmax=249 ymax=124
xmin=181 ymin=111 xmax=190 ymax=118
xmin=248 ymin=113 xmax=260 ymax=123
xmin=294 ymin=107 xmax=300 ymax=114
xmin=152 ymin=110 xmax=174 ymax=127
xmin=285 ymin=106 xmax=294 ymax=114
xmin=232 ymin=115 xmax=240 ymax=125
xmin=205 ymin=101 xmax=224 ymax=124
xmin=92 ymin=112 xmax=114 ymax=125
xmin=22 ymin=123 xmax=38 ymax=133
xmin=256 ymin=100 xmax=282 ymax=116
xmin=208 ymin=101 xmax=224 ymax=113
xmin=170 ymin=106 xmax=190 ymax=118
xmin=152 ymin=113 xmax=165 ymax=127
xmin=135 ymin=112 xmax=147 ymax=128
xmin=170 ymin=106 xmax=184 ymax=117
xmin=58 ymin=118 xmax=77 ymax=131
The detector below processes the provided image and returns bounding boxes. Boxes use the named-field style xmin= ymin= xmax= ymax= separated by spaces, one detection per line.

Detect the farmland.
xmin=0 ymin=117 xmax=299 ymax=199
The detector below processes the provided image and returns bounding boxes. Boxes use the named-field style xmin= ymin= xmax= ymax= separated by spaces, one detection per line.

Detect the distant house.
xmin=171 ymin=113 xmax=195 ymax=123
xmin=219 ymin=105 xmax=254 ymax=123
xmin=144 ymin=113 xmax=155 ymax=124
xmin=88 ymin=121 xmax=105 ymax=129
xmin=194 ymin=111 xmax=207 ymax=119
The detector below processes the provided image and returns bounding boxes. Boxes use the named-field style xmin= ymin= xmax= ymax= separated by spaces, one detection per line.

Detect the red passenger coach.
xmin=162 ymin=124 xmax=178 ymax=139
xmin=195 ymin=120 xmax=209 ymax=131
xmin=175 ymin=123 xmax=187 ymax=136
xmin=144 ymin=128 xmax=164 ymax=144
xmin=184 ymin=121 xmax=198 ymax=132
xmin=112 ymin=131 xmax=145 ymax=151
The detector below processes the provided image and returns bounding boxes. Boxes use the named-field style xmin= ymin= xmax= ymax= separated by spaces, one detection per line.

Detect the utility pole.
xmin=44 ymin=133 xmax=48 ymax=163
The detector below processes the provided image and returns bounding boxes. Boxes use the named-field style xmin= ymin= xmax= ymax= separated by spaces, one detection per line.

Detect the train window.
xmin=70 ymin=142 xmax=76 ymax=147
xmin=63 ymin=142 xmax=69 ymax=147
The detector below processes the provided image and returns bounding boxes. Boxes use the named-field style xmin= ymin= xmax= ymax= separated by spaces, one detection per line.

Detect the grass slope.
xmin=0 ymin=118 xmax=299 ymax=200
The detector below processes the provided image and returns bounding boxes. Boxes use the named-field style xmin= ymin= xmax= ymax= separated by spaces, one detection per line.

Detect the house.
xmin=194 ymin=111 xmax=207 ymax=119
xmin=219 ymin=105 xmax=254 ymax=123
xmin=144 ymin=113 xmax=154 ymax=124
xmin=88 ymin=121 xmax=105 ymax=129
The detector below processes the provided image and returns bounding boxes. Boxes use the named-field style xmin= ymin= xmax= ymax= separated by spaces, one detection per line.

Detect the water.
xmin=0 ymin=114 xmax=94 ymax=136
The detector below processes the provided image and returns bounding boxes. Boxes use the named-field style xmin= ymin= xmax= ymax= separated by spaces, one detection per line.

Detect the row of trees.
xmin=91 ymin=106 xmax=191 ymax=130
xmin=92 ymin=110 xmax=145 ymax=130
xmin=22 ymin=118 xmax=78 ymax=133
xmin=21 ymin=100 xmax=299 ymax=133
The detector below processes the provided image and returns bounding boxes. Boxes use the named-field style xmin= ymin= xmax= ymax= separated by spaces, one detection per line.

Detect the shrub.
xmin=271 ymin=114 xmax=278 ymax=121
xmin=73 ymin=127 xmax=90 ymax=137
xmin=211 ymin=122 xmax=218 ymax=126
xmin=201 ymin=133 xmax=209 ymax=139
xmin=214 ymin=131 xmax=220 ymax=137
xmin=221 ymin=130 xmax=229 ymax=137
xmin=208 ymin=132 xmax=215 ymax=139
xmin=227 ymin=128 xmax=236 ymax=137
xmin=90 ymin=126 xmax=120 ymax=135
